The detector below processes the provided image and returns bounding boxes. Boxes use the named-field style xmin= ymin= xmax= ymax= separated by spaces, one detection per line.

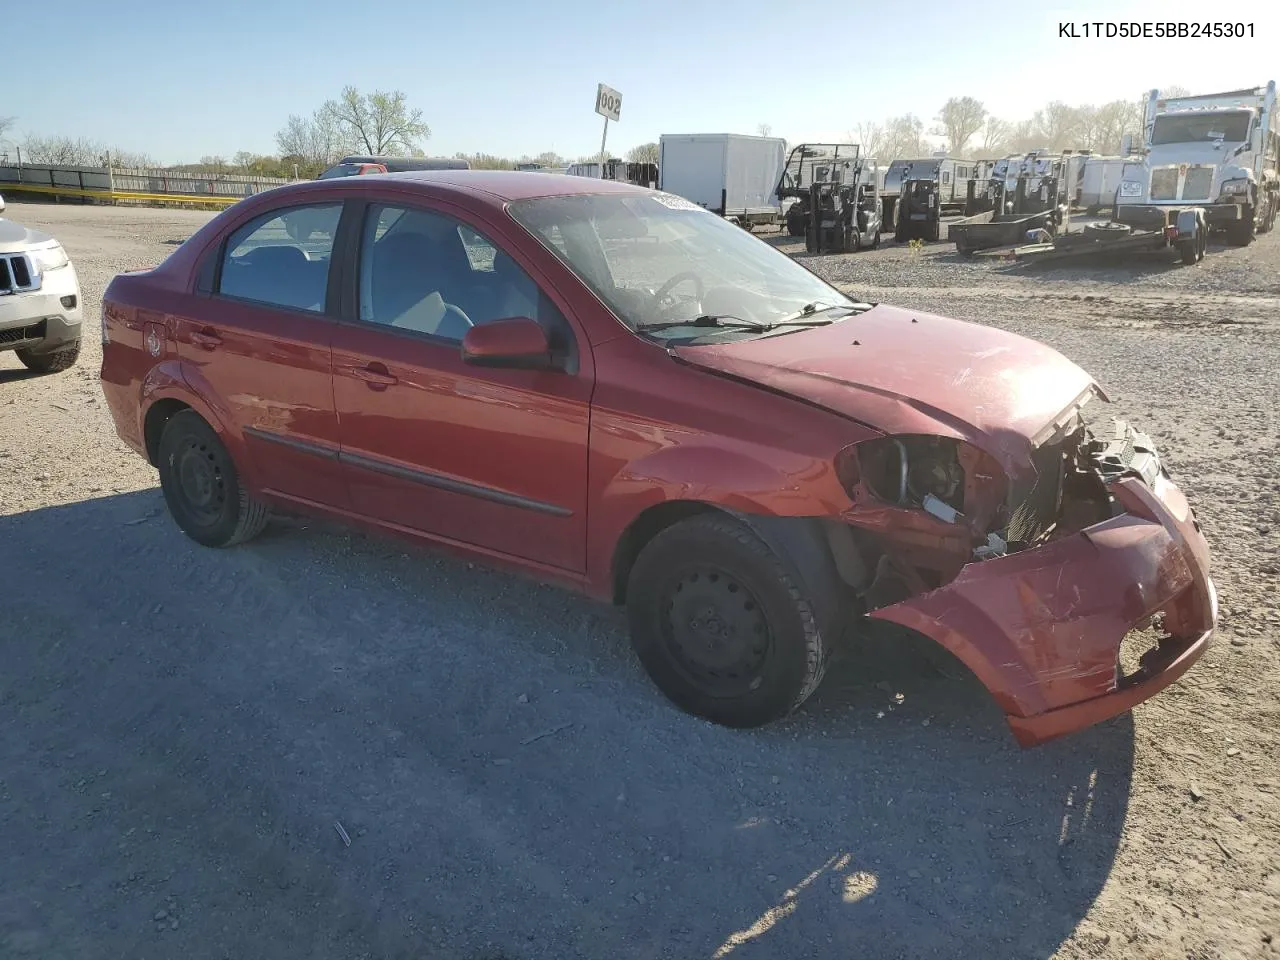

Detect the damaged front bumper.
xmin=866 ymin=424 xmax=1217 ymax=748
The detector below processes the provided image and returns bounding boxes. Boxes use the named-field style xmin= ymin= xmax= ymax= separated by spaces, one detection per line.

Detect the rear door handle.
xmin=351 ymin=364 xmax=398 ymax=388
xmin=190 ymin=329 xmax=222 ymax=350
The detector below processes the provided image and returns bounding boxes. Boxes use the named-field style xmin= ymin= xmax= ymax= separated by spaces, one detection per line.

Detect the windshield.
xmin=507 ymin=192 xmax=860 ymax=341
xmin=1151 ymin=110 xmax=1252 ymax=145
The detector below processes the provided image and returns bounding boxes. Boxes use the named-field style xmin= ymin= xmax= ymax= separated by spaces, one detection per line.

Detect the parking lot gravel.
xmin=1 ymin=200 xmax=1277 ymax=960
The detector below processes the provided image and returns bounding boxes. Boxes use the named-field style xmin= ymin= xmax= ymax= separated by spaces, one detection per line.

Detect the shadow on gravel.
xmin=0 ymin=366 xmax=41 ymax=385
xmin=0 ymin=491 xmax=1134 ymax=960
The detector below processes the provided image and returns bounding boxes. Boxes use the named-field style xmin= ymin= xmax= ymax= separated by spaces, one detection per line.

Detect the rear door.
xmin=175 ymin=200 xmax=349 ymax=509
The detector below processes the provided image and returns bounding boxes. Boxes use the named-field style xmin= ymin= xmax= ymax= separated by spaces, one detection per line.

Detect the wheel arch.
xmin=143 ymin=397 xmax=193 ymax=465
xmin=610 ymin=500 xmax=858 ymax=640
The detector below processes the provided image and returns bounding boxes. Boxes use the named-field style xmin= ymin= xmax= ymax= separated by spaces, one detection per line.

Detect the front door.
xmin=174 ymin=200 xmax=348 ymax=509
xmin=330 ymin=200 xmax=592 ymax=574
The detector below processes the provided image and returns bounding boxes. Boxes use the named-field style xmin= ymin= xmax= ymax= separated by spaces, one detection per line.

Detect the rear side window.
xmin=217 ymin=203 xmax=342 ymax=313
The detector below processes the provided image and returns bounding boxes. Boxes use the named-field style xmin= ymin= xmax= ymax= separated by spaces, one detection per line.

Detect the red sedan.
xmin=99 ymin=171 xmax=1217 ymax=745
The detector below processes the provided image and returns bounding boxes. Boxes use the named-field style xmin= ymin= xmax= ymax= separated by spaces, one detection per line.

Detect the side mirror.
xmin=0 ymin=193 xmax=5 ymax=214
xmin=460 ymin=317 xmax=554 ymax=370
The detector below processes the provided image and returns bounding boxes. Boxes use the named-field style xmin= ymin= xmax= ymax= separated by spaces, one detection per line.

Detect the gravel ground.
xmin=1 ymin=200 xmax=1278 ymax=960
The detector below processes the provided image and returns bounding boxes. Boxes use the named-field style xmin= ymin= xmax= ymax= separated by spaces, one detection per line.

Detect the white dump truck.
xmin=1114 ymin=82 xmax=1278 ymax=245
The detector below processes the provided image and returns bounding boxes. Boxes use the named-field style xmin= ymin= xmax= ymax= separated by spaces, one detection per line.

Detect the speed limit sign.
xmin=595 ymin=83 xmax=622 ymax=122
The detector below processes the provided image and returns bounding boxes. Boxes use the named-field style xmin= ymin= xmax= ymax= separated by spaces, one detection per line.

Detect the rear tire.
xmin=625 ymin=513 xmax=830 ymax=728
xmin=157 ymin=410 xmax=270 ymax=548
xmin=16 ymin=340 xmax=80 ymax=374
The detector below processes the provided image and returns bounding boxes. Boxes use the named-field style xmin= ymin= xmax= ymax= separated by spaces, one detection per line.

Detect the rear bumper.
xmin=870 ymin=472 xmax=1216 ymax=747
xmin=1115 ymin=202 xmax=1241 ymax=230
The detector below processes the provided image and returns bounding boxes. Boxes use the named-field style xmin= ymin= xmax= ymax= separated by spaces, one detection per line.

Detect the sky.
xmin=7 ymin=0 xmax=1277 ymax=165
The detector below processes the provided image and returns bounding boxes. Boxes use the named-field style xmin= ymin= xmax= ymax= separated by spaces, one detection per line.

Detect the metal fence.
xmin=0 ymin=162 xmax=294 ymax=206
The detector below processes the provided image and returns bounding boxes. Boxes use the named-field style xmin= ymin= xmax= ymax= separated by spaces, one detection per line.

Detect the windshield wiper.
xmin=778 ymin=301 xmax=862 ymax=324
xmin=640 ymin=303 xmax=865 ymax=335
xmin=639 ymin=314 xmax=773 ymax=332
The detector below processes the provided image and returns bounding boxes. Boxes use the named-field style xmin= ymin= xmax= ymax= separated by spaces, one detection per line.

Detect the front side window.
xmin=217 ymin=203 xmax=341 ymax=313
xmin=508 ymin=192 xmax=863 ymax=343
xmin=357 ymin=204 xmax=553 ymax=342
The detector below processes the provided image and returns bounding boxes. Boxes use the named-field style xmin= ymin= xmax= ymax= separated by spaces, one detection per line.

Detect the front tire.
xmin=16 ymin=340 xmax=80 ymax=374
xmin=1225 ymin=205 xmax=1255 ymax=246
xmin=625 ymin=514 xmax=830 ymax=728
xmin=157 ymin=410 xmax=269 ymax=548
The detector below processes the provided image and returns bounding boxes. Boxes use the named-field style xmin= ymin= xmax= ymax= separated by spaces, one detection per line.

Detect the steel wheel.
xmin=174 ymin=432 xmax=229 ymax=527
xmin=661 ymin=565 xmax=773 ymax=698
xmin=625 ymin=513 xmax=831 ymax=728
xmin=156 ymin=410 xmax=270 ymax=548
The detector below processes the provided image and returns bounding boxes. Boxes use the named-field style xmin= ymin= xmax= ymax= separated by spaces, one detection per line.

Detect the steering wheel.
xmin=653 ymin=271 xmax=705 ymax=308
xmin=443 ymin=302 xmax=474 ymax=327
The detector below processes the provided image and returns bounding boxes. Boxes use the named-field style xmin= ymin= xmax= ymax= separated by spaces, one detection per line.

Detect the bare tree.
xmin=936 ymin=97 xmax=987 ymax=157
xmin=323 ymin=86 xmax=430 ymax=157
xmin=19 ymin=135 xmax=104 ymax=165
xmin=756 ymin=123 xmax=772 ymax=138
xmin=1158 ymin=84 xmax=1191 ymax=97
xmin=1088 ymin=98 xmax=1145 ymax=153
xmin=882 ymin=114 xmax=928 ymax=160
xmin=0 ymin=115 xmax=15 ymax=144
xmin=276 ymin=108 xmax=351 ymax=168
xmin=1029 ymin=101 xmax=1088 ymax=151
xmin=978 ymin=116 xmax=1011 ymax=155
xmin=627 ymin=142 xmax=659 ymax=164
xmin=110 ymin=149 xmax=155 ymax=169
xmin=849 ymin=121 xmax=888 ymax=159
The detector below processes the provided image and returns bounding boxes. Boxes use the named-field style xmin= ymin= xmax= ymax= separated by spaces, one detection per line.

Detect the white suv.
xmin=0 ymin=194 xmax=83 ymax=374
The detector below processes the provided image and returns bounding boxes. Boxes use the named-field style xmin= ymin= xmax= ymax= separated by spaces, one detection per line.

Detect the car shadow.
xmin=0 ymin=365 xmax=41 ymax=384
xmin=0 ymin=490 xmax=1134 ymax=960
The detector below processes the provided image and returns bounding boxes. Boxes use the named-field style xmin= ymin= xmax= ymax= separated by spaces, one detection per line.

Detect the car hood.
xmin=0 ymin=217 xmax=56 ymax=254
xmin=671 ymin=304 xmax=1101 ymax=482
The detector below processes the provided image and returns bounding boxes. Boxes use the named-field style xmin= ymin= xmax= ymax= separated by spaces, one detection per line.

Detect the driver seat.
xmin=371 ymin=232 xmax=452 ymax=336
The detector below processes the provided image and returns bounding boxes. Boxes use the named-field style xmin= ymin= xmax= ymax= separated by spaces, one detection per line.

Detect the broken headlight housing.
xmin=835 ymin=435 xmax=1007 ymax=525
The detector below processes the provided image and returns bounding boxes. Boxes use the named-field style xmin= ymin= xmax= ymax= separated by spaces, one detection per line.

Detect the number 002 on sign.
xmin=595 ymin=84 xmax=622 ymax=122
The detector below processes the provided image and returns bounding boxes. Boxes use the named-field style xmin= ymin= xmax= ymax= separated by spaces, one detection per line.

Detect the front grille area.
xmin=0 ymin=253 xmax=37 ymax=295
xmin=0 ymin=320 xmax=46 ymax=345
xmin=1183 ymin=166 xmax=1214 ymax=201
xmin=1006 ymin=440 xmax=1066 ymax=544
xmin=1150 ymin=168 xmax=1178 ymax=201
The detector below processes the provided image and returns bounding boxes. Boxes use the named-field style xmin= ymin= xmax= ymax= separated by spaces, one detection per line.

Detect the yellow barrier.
xmin=0 ymin=181 xmax=246 ymax=207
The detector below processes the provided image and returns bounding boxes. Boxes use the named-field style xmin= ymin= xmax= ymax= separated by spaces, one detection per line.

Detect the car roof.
xmin=277 ymin=170 xmax=653 ymax=206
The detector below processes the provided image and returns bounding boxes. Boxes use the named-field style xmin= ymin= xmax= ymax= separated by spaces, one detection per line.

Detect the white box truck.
xmin=657 ymin=134 xmax=787 ymax=229
xmin=1115 ymin=82 xmax=1278 ymax=245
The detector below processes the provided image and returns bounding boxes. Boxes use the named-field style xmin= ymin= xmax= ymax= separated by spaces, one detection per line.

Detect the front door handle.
xmin=190 ymin=328 xmax=222 ymax=350
xmin=351 ymin=363 xmax=398 ymax=388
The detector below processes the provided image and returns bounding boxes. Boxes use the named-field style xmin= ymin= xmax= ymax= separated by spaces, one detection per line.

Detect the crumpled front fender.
xmin=869 ymin=476 xmax=1215 ymax=746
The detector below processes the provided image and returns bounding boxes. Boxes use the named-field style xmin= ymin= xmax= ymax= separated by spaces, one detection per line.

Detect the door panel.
xmin=333 ymin=332 xmax=590 ymax=570
xmin=332 ymin=202 xmax=591 ymax=572
xmin=174 ymin=201 xmax=347 ymax=509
